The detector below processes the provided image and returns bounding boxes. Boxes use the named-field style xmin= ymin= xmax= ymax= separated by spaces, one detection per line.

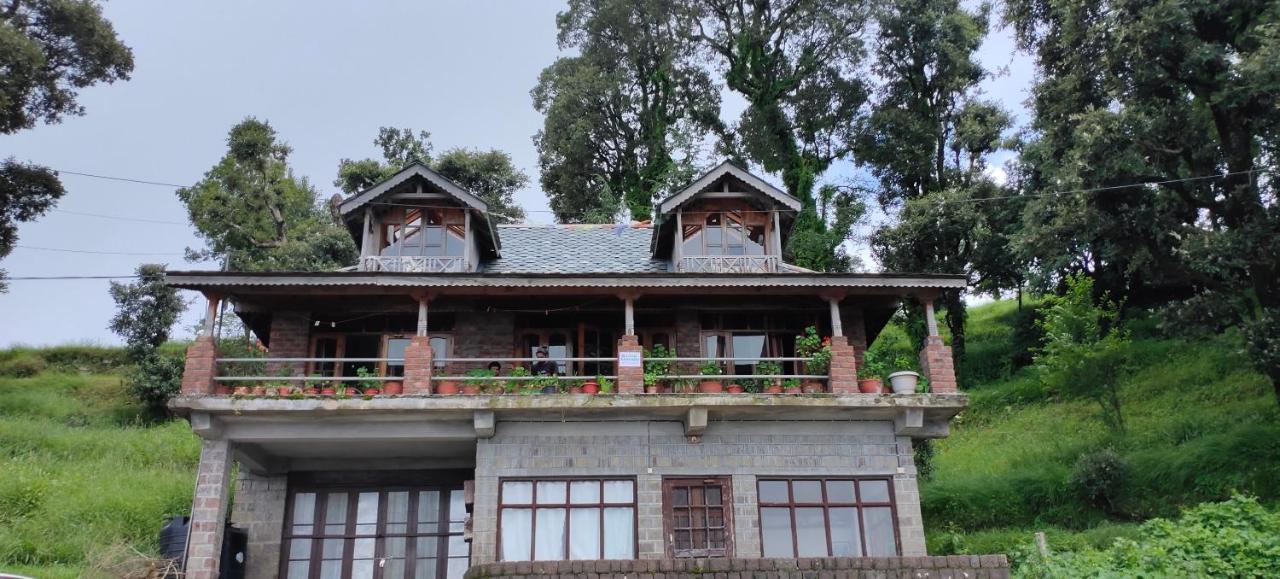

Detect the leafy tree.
xmin=1005 ymin=0 xmax=1280 ymax=402
xmin=0 ymin=0 xmax=133 ymax=290
xmin=689 ymin=0 xmax=872 ymax=270
xmin=533 ymin=0 xmax=721 ymax=222
xmin=178 ymin=118 xmax=357 ymax=271
xmin=336 ymin=127 xmax=528 ymax=223
xmin=109 ymin=264 xmax=186 ymax=417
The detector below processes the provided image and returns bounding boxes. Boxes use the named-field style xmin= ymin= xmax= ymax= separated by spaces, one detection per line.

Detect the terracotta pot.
xmin=802 ymin=381 xmax=824 ymax=394
xmin=581 ymin=381 xmax=599 ymax=395
xmin=303 ymin=387 xmax=319 ymax=398
xmin=436 ymin=381 xmax=460 ymax=395
xmin=698 ymin=380 xmax=724 ymax=394
xmin=858 ymin=379 xmax=883 ymax=394
xmin=363 ymin=388 xmax=381 ymax=396
xmin=567 ymin=385 xmax=584 ymax=394
xmin=462 ymin=384 xmax=483 ymax=395
xmin=320 ymin=387 xmax=336 ymax=397
xmin=726 ymin=384 xmax=745 ymax=394
xmin=764 ymin=384 xmax=783 ymax=394
xmin=784 ymin=386 xmax=802 ymax=395
xmin=344 ymin=387 xmax=359 ymax=397
xmin=644 ymin=384 xmax=661 ymax=394
xmin=278 ymin=386 xmax=296 ymax=397
xmin=233 ymin=385 xmax=251 ymax=397
xmin=382 ymin=381 xmax=403 ymax=395
xmin=214 ymin=384 xmax=233 ymax=396
xmin=251 ymin=385 xmax=267 ymax=397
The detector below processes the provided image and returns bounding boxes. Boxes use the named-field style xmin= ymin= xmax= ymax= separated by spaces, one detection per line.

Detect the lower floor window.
xmin=499 ymin=479 xmax=636 ymax=561
xmin=757 ymin=478 xmax=899 ymax=557
xmin=282 ymin=485 xmax=469 ymax=579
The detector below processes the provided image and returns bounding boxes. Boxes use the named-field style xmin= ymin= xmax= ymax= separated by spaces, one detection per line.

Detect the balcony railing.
xmin=677 ymin=255 xmax=778 ymax=273
xmin=359 ymin=255 xmax=469 ymax=273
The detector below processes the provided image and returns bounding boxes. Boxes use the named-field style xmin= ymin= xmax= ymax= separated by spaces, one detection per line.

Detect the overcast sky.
xmin=0 ymin=0 xmax=1032 ymax=347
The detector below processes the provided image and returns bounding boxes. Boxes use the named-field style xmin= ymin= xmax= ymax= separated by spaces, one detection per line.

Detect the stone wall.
xmin=229 ymin=471 xmax=287 ymax=579
xmin=465 ymin=555 xmax=1010 ymax=579
xmin=471 ymin=420 xmax=926 ymax=564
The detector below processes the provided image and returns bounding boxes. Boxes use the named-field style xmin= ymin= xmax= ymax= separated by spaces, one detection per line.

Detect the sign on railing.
xmin=359 ymin=255 xmax=468 ymax=273
xmin=678 ymin=255 xmax=778 ymax=273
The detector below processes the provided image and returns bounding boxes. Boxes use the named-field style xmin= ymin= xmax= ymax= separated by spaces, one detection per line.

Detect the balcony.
xmin=677 ymin=255 xmax=778 ymax=273
xmin=359 ymin=255 xmax=469 ymax=273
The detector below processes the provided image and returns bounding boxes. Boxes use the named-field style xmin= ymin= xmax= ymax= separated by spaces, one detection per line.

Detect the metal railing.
xmin=430 ymin=356 xmax=615 ymax=382
xmin=359 ymin=255 xmax=469 ymax=273
xmin=642 ymin=356 xmax=826 ymax=381
xmin=677 ymin=255 xmax=778 ymax=273
xmin=214 ymin=357 xmax=402 ymax=382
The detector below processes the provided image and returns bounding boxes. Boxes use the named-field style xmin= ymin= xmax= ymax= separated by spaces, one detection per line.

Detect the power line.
xmin=951 ymin=168 xmax=1269 ymax=203
xmin=13 ymin=244 xmax=186 ymax=256
xmin=49 ymin=208 xmax=187 ymax=225
xmin=56 ymin=169 xmax=188 ymax=188
xmin=3 ymin=275 xmax=142 ymax=281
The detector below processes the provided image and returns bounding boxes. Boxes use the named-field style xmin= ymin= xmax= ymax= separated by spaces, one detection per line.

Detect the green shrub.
xmin=1068 ymin=449 xmax=1127 ymax=514
xmin=0 ymin=354 xmax=47 ymax=378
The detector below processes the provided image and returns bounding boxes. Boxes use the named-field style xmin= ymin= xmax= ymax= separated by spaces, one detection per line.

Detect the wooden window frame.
xmin=378 ymin=205 xmax=467 ymax=259
xmin=681 ymin=207 xmax=771 ymax=257
xmin=756 ymin=477 xmax=901 ymax=558
xmin=496 ymin=477 xmax=639 ymax=562
xmin=279 ymin=481 xmax=469 ymax=579
xmin=307 ymin=333 xmax=453 ymax=378
xmin=662 ymin=476 xmax=735 ymax=558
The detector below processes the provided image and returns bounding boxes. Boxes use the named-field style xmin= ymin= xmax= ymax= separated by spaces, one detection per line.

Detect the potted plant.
xmin=214 ymin=383 xmax=233 ymax=396
xmin=319 ymin=381 xmax=337 ymax=397
xmin=596 ymin=376 xmax=614 ymax=395
xmin=382 ymin=377 xmax=403 ymax=396
xmin=581 ymin=376 xmax=602 ymax=395
xmin=643 ymin=344 xmax=674 ymax=393
xmin=795 ymin=326 xmax=832 ymax=393
xmin=536 ymin=374 xmax=561 ymax=394
xmin=302 ymin=377 xmax=323 ymax=398
xmin=251 ymin=383 xmax=268 ymax=397
xmin=697 ymin=361 xmax=724 ymax=393
xmin=356 ymin=366 xmax=382 ymax=396
xmin=782 ymin=378 xmax=803 ymax=394
xmin=726 ymin=381 xmax=746 ymax=394
xmin=643 ymin=370 xmax=663 ymax=394
xmin=887 ymin=354 xmax=920 ymax=394
xmin=504 ymin=366 xmax=530 ymax=394
xmin=463 ymin=368 xmax=493 ymax=395
xmin=567 ymin=381 xmax=584 ymax=394
xmin=755 ymin=361 xmax=782 ymax=394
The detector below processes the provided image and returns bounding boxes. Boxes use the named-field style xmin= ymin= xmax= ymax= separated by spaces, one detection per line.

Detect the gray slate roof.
xmin=481 ymin=225 xmax=671 ymax=274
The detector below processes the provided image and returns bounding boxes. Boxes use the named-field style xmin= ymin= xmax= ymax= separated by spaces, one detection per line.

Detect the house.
xmin=166 ymin=162 xmax=1007 ymax=579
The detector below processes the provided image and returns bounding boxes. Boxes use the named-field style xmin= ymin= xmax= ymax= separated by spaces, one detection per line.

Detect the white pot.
xmin=887 ymin=371 xmax=920 ymax=394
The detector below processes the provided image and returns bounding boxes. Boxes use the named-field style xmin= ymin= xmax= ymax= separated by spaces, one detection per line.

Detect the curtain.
xmin=568 ymin=508 xmax=600 ymax=559
xmin=603 ymin=507 xmax=634 ymax=559
xmin=533 ymin=508 xmax=566 ymax=560
xmin=500 ymin=508 xmax=531 ymax=561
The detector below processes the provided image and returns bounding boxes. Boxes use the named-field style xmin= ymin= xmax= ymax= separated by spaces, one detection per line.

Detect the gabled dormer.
xmin=338 ymin=162 xmax=500 ymax=272
xmin=651 ymin=161 xmax=801 ymax=273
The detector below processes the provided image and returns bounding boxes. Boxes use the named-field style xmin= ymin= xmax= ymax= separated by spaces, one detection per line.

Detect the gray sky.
xmin=0 ymin=0 xmax=1032 ymax=347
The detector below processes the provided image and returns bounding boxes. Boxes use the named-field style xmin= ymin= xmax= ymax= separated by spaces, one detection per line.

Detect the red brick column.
xmin=404 ymin=336 xmax=434 ymax=394
xmin=185 ymin=438 xmax=232 ymax=579
xmin=828 ymin=340 xmax=858 ymax=394
xmin=181 ymin=336 xmax=218 ymax=396
xmin=919 ymin=336 xmax=958 ymax=393
xmin=616 ymin=335 xmax=643 ymax=394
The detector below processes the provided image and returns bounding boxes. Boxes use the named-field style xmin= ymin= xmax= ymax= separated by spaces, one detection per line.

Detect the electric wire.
xmin=14 ymin=244 xmax=186 ymax=256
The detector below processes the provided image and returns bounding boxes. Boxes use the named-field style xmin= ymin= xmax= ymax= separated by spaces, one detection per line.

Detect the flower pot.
xmin=343 ymin=387 xmax=359 ymax=397
xmin=319 ymin=387 xmax=336 ymax=397
xmin=382 ymin=381 xmax=403 ymax=395
xmin=233 ymin=385 xmax=251 ymax=397
xmin=566 ymin=384 xmax=584 ymax=394
xmin=644 ymin=384 xmax=661 ymax=394
xmin=887 ymin=371 xmax=920 ymax=394
xmin=801 ymin=381 xmax=824 ymax=394
xmin=581 ymin=381 xmax=599 ymax=395
xmin=698 ymin=380 xmax=724 ymax=393
xmin=784 ymin=386 xmax=802 ymax=395
xmin=277 ymin=387 xmax=296 ymax=397
xmin=462 ymin=384 xmax=482 ymax=395
xmin=435 ymin=381 xmax=460 ymax=395
xmin=764 ymin=384 xmax=783 ymax=394
xmin=303 ymin=387 xmax=319 ymax=398
xmin=214 ymin=384 xmax=233 ymax=396
xmin=726 ymin=384 xmax=745 ymax=394
xmin=363 ymin=388 xmax=381 ymax=396
xmin=251 ymin=385 xmax=267 ymax=397
xmin=858 ymin=379 xmax=884 ymax=394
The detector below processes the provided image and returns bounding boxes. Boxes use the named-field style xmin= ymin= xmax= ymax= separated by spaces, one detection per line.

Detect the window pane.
xmin=570 ymin=481 xmax=600 ymax=504
xmin=286 ymin=560 xmax=309 ymax=579
xmin=705 ymin=486 xmax=722 ymax=506
xmin=829 ymin=508 xmax=861 ymax=556
xmin=826 ymin=481 xmax=856 ymax=503
xmin=447 ymin=557 xmax=469 ymax=579
xmin=502 ymin=482 xmax=533 ymax=505
xmin=292 ymin=493 xmax=316 ymax=526
xmin=859 ymin=480 xmax=891 ymax=503
xmin=384 ymin=559 xmax=405 ymax=579
xmin=603 ymin=480 xmax=633 ymax=503
xmin=417 ymin=536 xmax=438 ymax=558
xmin=795 ymin=507 xmax=828 ymax=557
xmin=319 ymin=560 xmax=342 ymax=579
xmin=449 ymin=490 xmax=467 ymax=522
xmin=500 ymin=508 xmax=531 ymax=561
xmin=731 ymin=334 xmax=766 ymax=366
xmin=864 ymin=507 xmax=898 ymax=556
xmin=568 ymin=508 xmax=600 ymax=559
xmin=793 ymin=480 xmax=823 ymax=503
xmin=536 ymin=481 xmax=567 ymax=504
xmin=418 ymin=491 xmax=440 ymax=533
xmin=356 ymin=492 xmax=378 ymax=535
xmin=603 ymin=507 xmax=634 ymax=558
xmin=758 ymin=480 xmax=789 ymax=503
xmin=414 ymin=558 xmax=438 ymax=579
xmin=672 ymin=487 xmax=689 ymax=507
xmin=760 ymin=507 xmax=794 ymax=557
xmin=385 ymin=537 xmax=406 ymax=558
xmin=430 ymin=337 xmax=450 ymax=369
xmin=387 ymin=492 xmax=409 ymax=534
xmin=288 ymin=538 xmax=311 ymax=561
xmin=324 ymin=493 xmax=348 ymax=535
xmin=534 ymin=508 xmax=566 ymax=560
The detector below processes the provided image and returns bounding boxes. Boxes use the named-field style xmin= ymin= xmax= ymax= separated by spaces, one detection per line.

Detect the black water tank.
xmin=158 ymin=515 xmax=190 ymax=562
xmin=220 ymin=526 xmax=248 ymax=579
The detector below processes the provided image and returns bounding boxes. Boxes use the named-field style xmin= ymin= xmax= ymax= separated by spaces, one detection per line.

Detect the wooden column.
xmin=417 ymin=295 xmax=430 ymax=337
xmin=201 ymin=294 xmax=220 ymax=337
xmin=624 ymin=296 xmax=636 ymax=336
xmin=828 ymin=297 xmax=844 ymax=337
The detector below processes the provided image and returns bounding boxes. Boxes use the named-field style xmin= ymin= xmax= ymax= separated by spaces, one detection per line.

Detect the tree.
xmin=533 ymin=0 xmax=721 ymax=222
xmin=178 ymin=118 xmax=357 ymax=271
xmin=336 ymin=127 xmax=529 ymax=223
xmin=109 ymin=264 xmax=186 ymax=417
xmin=0 ymin=0 xmax=133 ymax=290
xmin=1005 ymin=0 xmax=1280 ymax=402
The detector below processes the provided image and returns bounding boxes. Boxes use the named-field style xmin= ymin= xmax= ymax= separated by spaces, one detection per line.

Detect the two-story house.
xmin=166 ymin=161 xmax=1007 ymax=579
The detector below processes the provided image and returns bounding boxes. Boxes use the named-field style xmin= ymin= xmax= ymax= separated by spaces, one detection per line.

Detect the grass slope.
xmin=0 ymin=371 xmax=199 ymax=578
xmin=921 ymin=300 xmax=1280 ymax=562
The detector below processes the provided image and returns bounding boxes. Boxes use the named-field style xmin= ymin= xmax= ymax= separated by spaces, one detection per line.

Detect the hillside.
xmin=1 ymin=306 xmax=1278 ymax=576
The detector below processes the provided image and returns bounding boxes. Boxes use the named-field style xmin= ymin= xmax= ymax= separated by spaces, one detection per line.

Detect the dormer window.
xmin=380 ymin=206 xmax=466 ymax=258
xmin=682 ymin=210 xmax=768 ymax=257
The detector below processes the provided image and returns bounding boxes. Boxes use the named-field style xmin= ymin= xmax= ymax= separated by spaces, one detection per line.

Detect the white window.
xmin=499 ymin=479 xmax=636 ymax=561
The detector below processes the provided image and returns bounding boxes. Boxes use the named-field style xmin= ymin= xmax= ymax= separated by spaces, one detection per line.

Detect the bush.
xmin=0 ymin=353 xmax=47 ymax=378
xmin=125 ymin=351 xmax=185 ymax=418
xmin=1068 ymin=449 xmax=1127 ymax=514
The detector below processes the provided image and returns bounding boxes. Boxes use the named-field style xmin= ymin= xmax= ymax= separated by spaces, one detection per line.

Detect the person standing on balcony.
xmin=487 ymin=361 xmax=502 ymax=375
xmin=531 ymin=348 xmax=557 ymax=376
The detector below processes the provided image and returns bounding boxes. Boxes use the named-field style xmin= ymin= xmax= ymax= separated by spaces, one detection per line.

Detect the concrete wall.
xmin=471 ymin=419 xmax=926 ymax=564
xmin=229 ymin=471 xmax=287 ymax=579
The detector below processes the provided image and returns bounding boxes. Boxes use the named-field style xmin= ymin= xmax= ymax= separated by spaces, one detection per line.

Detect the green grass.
xmin=919 ymin=300 xmax=1280 ymax=562
xmin=0 ymin=370 xmax=199 ymax=575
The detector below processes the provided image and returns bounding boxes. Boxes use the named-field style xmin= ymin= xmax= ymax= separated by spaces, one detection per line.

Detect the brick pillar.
xmin=616 ymin=335 xmax=643 ymax=394
xmin=404 ymin=336 xmax=434 ymax=394
xmin=266 ymin=312 xmax=310 ymax=377
xmin=181 ymin=336 xmax=218 ymax=396
xmin=185 ymin=438 xmax=232 ymax=579
xmin=919 ymin=336 xmax=958 ymax=393
xmin=828 ymin=339 xmax=858 ymax=394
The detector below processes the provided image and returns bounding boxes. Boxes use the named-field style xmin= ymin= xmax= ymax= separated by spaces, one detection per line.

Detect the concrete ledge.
xmin=464 ymin=555 xmax=1010 ymax=579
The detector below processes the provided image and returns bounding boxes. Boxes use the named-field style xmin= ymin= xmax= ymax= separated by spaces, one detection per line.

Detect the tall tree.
xmin=857 ymin=0 xmax=1012 ymax=361
xmin=109 ymin=264 xmax=186 ymax=417
xmin=178 ymin=118 xmax=357 ymax=271
xmin=533 ymin=0 xmax=721 ymax=223
xmin=1005 ymin=0 xmax=1280 ymax=401
xmin=688 ymin=0 xmax=872 ymax=270
xmin=336 ymin=127 xmax=528 ymax=223
xmin=0 ymin=0 xmax=133 ymax=290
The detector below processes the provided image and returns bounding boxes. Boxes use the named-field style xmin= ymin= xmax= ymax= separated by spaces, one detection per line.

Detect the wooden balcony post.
xmin=824 ymin=293 xmax=858 ymax=394
xmin=917 ymin=292 xmax=958 ymax=393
